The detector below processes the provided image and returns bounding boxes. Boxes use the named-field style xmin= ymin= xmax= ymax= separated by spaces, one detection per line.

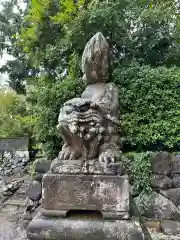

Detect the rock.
xmin=33 ymin=172 xmax=44 ymax=183
xmin=22 ymin=158 xmax=29 ymax=164
xmin=7 ymin=184 xmax=13 ymax=190
xmin=16 ymin=181 xmax=29 ymax=196
xmin=25 ymin=197 xmax=39 ymax=212
xmin=4 ymin=169 xmax=11 ymax=176
xmin=172 ymin=174 xmax=180 ymax=188
xmin=17 ymin=162 xmax=24 ymax=167
xmin=34 ymin=159 xmax=51 ymax=173
xmin=130 ymin=185 xmax=139 ymax=197
xmin=3 ymin=151 xmax=12 ymax=160
xmin=150 ymin=233 xmax=180 ymax=240
xmin=151 ymin=152 xmax=175 ymax=175
xmin=160 ymin=188 xmax=180 ymax=207
xmin=161 ymin=220 xmax=180 ymax=235
xmin=24 ymin=202 xmax=41 ymax=225
xmin=172 ymin=156 xmax=180 ymax=174
xmin=144 ymin=220 xmax=161 ymax=233
xmin=22 ymin=219 xmax=31 ymax=230
xmin=151 ymin=174 xmax=172 ymax=190
xmin=13 ymin=167 xmax=22 ymax=174
xmin=26 ymin=181 xmax=42 ymax=201
xmin=134 ymin=192 xmax=180 ymax=220
xmin=0 ymin=194 xmax=6 ymax=204
xmin=15 ymin=150 xmax=29 ymax=159
xmin=3 ymin=191 xmax=13 ymax=197
xmin=0 ymin=179 xmax=6 ymax=193
xmin=23 ymin=211 xmax=34 ymax=221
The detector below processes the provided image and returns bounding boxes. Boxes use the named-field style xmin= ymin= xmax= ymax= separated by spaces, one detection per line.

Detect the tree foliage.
xmin=0 ymin=0 xmax=37 ymax=94
xmin=0 ymin=88 xmax=36 ymax=138
xmin=12 ymin=0 xmax=180 ymax=157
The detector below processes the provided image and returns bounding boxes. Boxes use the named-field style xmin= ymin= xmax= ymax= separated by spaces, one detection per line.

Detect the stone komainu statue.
xmin=52 ymin=32 xmax=120 ymax=170
xmin=27 ymin=34 xmax=144 ymax=240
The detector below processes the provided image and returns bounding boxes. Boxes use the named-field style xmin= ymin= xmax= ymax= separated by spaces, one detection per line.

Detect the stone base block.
xmin=42 ymin=173 xmax=129 ymax=219
xmin=27 ymin=213 xmax=144 ymax=240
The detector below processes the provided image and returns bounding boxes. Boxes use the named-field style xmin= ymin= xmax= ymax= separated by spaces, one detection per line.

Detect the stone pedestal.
xmin=27 ymin=213 xmax=144 ymax=240
xmin=41 ymin=173 xmax=129 ymax=220
xmin=27 ymin=160 xmax=144 ymax=240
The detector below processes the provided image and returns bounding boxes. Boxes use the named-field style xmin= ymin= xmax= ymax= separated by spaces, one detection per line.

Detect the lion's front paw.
xmin=99 ymin=150 xmax=120 ymax=166
xmin=59 ymin=147 xmax=81 ymax=160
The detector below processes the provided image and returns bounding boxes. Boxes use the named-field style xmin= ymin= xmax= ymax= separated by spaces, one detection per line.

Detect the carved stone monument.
xmin=27 ymin=33 xmax=144 ymax=240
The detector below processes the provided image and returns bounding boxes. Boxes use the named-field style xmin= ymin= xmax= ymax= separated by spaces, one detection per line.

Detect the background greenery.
xmin=0 ymin=0 xmax=179 ymax=161
xmin=0 ymin=87 xmax=37 ymax=138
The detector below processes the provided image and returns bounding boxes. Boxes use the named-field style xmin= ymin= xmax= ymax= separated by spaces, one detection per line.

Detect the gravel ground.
xmin=0 ymin=215 xmax=28 ymax=240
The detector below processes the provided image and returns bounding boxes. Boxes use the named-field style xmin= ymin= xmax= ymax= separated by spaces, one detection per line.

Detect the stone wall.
xmin=23 ymin=158 xmax=51 ymax=223
xmin=0 ymin=137 xmax=29 ymax=152
xmin=0 ymin=138 xmax=31 ymax=213
xmin=0 ymin=137 xmax=29 ymax=176
xmin=133 ymin=152 xmax=180 ymax=236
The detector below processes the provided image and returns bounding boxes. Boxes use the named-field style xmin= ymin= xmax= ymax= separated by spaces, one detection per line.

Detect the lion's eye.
xmin=66 ymin=110 xmax=70 ymax=114
xmin=65 ymin=106 xmax=72 ymax=114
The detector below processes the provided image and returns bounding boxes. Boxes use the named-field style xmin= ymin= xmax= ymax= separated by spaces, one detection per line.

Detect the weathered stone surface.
xmin=160 ymin=188 xmax=180 ymax=207
xmin=0 ymin=178 xmax=6 ymax=194
xmin=151 ymin=233 xmax=180 ymax=240
xmin=134 ymin=192 xmax=180 ymax=220
xmin=33 ymin=172 xmax=44 ymax=182
xmin=151 ymin=174 xmax=172 ymax=190
xmin=0 ymin=150 xmax=30 ymax=177
xmin=24 ymin=197 xmax=39 ymax=212
xmin=51 ymin=32 xmax=120 ymax=173
xmin=144 ymin=220 xmax=161 ymax=233
xmin=0 ymin=193 xmax=6 ymax=205
xmin=34 ymin=159 xmax=50 ymax=173
xmin=0 ymin=215 xmax=27 ymax=240
xmin=2 ymin=179 xmax=23 ymax=197
xmin=130 ymin=185 xmax=139 ymax=197
xmin=27 ymin=214 xmax=144 ymax=240
xmin=26 ymin=181 xmax=42 ymax=201
xmin=26 ymin=32 xmax=138 ymax=240
xmin=42 ymin=173 xmax=129 ymax=220
xmin=24 ymin=197 xmax=40 ymax=223
xmin=172 ymin=155 xmax=180 ymax=174
xmin=51 ymin=159 xmax=123 ymax=175
xmin=172 ymin=174 xmax=180 ymax=188
xmin=0 ymin=137 xmax=29 ymax=152
xmin=16 ymin=180 xmax=30 ymax=196
xmin=161 ymin=220 xmax=180 ymax=235
xmin=82 ymin=32 xmax=109 ymax=83
xmin=15 ymin=151 xmax=29 ymax=159
xmin=24 ymin=206 xmax=40 ymax=222
xmin=151 ymin=152 xmax=174 ymax=175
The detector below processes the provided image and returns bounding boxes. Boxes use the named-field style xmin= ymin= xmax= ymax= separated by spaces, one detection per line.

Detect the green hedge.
xmin=29 ymin=76 xmax=85 ymax=159
xmin=32 ymin=64 xmax=180 ymax=158
xmin=113 ymin=63 xmax=180 ymax=151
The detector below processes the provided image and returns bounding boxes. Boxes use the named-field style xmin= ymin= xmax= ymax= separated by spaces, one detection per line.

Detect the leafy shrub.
xmin=113 ymin=63 xmax=180 ymax=152
xmin=29 ymin=76 xmax=85 ymax=159
xmin=122 ymin=151 xmax=153 ymax=194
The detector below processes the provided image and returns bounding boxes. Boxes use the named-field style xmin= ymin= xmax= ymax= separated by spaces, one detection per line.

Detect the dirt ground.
xmin=0 ymin=215 xmax=27 ymax=240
